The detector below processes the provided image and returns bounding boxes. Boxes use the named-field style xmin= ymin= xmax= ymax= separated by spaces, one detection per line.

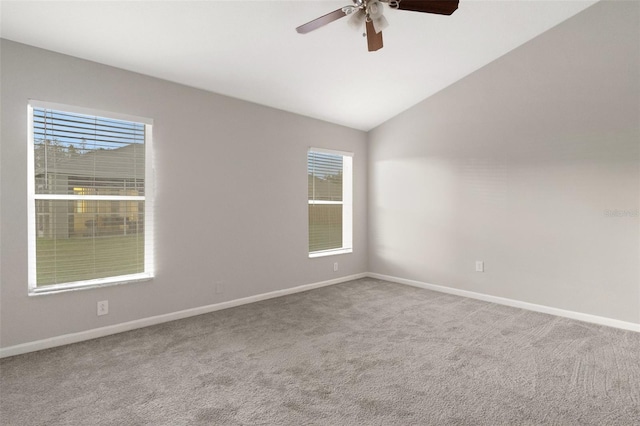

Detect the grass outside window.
xmin=36 ymin=235 xmax=144 ymax=286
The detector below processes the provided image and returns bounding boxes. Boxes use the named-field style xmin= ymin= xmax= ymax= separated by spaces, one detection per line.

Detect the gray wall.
xmin=368 ymin=1 xmax=640 ymax=323
xmin=0 ymin=40 xmax=368 ymax=348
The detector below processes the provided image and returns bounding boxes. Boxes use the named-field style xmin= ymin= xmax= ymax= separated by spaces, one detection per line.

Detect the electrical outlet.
xmin=215 ymin=281 xmax=224 ymax=294
xmin=475 ymin=261 xmax=484 ymax=272
xmin=97 ymin=300 xmax=109 ymax=316
xmin=333 ymin=262 xmax=338 ymax=272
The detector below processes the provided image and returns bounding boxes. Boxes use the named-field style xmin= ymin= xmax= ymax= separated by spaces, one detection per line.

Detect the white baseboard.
xmin=0 ymin=273 xmax=367 ymax=359
xmin=367 ymin=272 xmax=640 ymax=333
xmin=3 ymin=271 xmax=637 ymax=358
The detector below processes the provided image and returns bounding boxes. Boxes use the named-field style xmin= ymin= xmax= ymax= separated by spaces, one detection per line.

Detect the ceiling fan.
xmin=296 ymin=0 xmax=459 ymax=52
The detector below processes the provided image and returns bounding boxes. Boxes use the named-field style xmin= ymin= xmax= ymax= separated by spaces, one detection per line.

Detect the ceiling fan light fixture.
xmin=348 ymin=9 xmax=367 ymax=30
xmin=365 ymin=1 xmax=388 ymax=34
xmin=367 ymin=1 xmax=384 ymax=19
xmin=372 ymin=15 xmax=388 ymax=33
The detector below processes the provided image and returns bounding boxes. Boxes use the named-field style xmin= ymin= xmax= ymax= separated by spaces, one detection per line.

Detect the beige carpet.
xmin=1 ymin=278 xmax=639 ymax=425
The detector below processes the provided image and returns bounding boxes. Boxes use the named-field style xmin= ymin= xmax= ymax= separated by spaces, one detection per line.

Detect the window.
xmin=308 ymin=148 xmax=353 ymax=257
xmin=27 ymin=101 xmax=154 ymax=294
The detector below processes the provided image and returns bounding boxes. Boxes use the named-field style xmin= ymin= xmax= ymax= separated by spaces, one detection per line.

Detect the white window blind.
xmin=308 ymin=148 xmax=353 ymax=256
xmin=27 ymin=101 xmax=154 ymax=293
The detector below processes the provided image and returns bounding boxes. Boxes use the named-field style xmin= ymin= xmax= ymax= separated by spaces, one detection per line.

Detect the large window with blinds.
xmin=27 ymin=101 xmax=154 ymax=293
xmin=308 ymin=148 xmax=353 ymax=257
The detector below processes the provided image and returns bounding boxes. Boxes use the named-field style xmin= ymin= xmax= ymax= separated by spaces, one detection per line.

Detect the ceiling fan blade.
xmin=366 ymin=20 xmax=383 ymax=52
xmin=396 ymin=0 xmax=459 ymax=15
xmin=296 ymin=8 xmax=347 ymax=34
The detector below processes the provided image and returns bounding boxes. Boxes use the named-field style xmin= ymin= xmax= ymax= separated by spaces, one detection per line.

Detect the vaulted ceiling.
xmin=0 ymin=1 xmax=597 ymax=130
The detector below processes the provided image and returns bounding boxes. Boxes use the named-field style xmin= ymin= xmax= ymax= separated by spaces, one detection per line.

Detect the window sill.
xmin=28 ymin=273 xmax=153 ymax=296
xmin=309 ymin=248 xmax=353 ymax=258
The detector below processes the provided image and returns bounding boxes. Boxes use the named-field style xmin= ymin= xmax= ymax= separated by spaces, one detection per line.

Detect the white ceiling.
xmin=1 ymin=0 xmax=597 ymax=131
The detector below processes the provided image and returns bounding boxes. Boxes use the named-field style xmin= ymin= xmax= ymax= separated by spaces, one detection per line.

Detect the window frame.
xmin=27 ymin=100 xmax=155 ymax=295
xmin=307 ymin=147 xmax=353 ymax=258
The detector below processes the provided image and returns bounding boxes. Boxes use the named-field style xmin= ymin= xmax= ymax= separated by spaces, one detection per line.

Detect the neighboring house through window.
xmin=308 ymin=148 xmax=353 ymax=257
xmin=27 ymin=101 xmax=154 ymax=293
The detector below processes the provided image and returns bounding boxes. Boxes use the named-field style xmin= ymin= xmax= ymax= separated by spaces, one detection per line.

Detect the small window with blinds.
xmin=27 ymin=101 xmax=154 ymax=294
xmin=308 ymin=148 xmax=353 ymax=257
